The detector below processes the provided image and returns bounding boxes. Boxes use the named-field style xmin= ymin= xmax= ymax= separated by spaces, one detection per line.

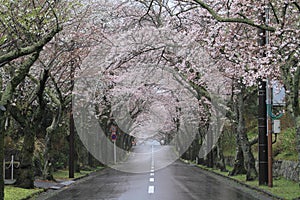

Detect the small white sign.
xmin=273 ymin=82 xmax=285 ymax=106
xmin=273 ymin=120 xmax=281 ymax=133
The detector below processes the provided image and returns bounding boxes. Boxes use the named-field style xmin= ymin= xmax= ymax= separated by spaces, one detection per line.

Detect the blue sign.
xmin=111 ymin=133 xmax=117 ymax=141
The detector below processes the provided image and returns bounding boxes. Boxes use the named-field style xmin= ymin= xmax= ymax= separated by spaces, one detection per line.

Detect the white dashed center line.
xmin=148 ymin=186 xmax=155 ymax=194
xmin=149 ymin=178 xmax=154 ymax=182
xmin=148 ymin=145 xmax=155 ymax=194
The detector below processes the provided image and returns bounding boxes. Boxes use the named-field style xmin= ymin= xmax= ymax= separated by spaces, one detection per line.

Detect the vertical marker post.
xmin=266 ymin=79 xmax=273 ymax=187
xmin=3 ymin=159 xmax=5 ymax=181
xmin=11 ymin=155 xmax=13 ymax=180
xmin=114 ymin=140 xmax=116 ymax=164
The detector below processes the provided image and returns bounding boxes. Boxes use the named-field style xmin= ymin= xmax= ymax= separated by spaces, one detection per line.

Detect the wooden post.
xmin=266 ymin=79 xmax=273 ymax=187
xmin=69 ymin=63 xmax=75 ymax=178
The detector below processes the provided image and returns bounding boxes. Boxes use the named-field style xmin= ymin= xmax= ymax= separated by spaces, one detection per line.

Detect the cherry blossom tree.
xmin=99 ymin=0 xmax=299 ymax=180
xmin=0 ymin=0 xmax=66 ymax=193
xmin=70 ymin=0 xmax=231 ymax=174
xmin=183 ymin=0 xmax=299 ymax=180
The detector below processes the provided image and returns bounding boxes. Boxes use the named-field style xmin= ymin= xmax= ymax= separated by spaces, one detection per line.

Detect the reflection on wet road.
xmin=41 ymin=144 xmax=271 ymax=200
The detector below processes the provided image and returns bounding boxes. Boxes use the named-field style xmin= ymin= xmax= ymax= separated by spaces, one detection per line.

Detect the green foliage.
xmin=4 ymin=186 xmax=43 ymax=200
xmin=221 ymin=115 xmax=298 ymax=161
xmin=221 ymin=126 xmax=236 ymax=157
xmin=273 ymin=128 xmax=298 ymax=161
xmin=230 ymin=173 xmax=300 ymax=199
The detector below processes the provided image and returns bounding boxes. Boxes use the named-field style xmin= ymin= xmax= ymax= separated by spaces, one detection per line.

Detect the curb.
xmin=28 ymin=167 xmax=104 ymax=200
xmin=194 ymin=163 xmax=283 ymax=200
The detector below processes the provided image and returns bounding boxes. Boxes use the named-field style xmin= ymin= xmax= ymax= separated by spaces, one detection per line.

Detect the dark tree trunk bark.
xmin=216 ymin=139 xmax=227 ymax=172
xmin=237 ymin=89 xmax=257 ymax=180
xmin=69 ymin=111 xmax=75 ymax=178
xmin=229 ymin=145 xmax=246 ymax=176
xmin=229 ymin=89 xmax=247 ymax=177
xmin=192 ymin=134 xmax=201 ymax=162
xmin=16 ymin=128 xmax=35 ymax=188
xmin=42 ymin=131 xmax=55 ymax=181
xmin=88 ymin=152 xmax=94 ymax=168
xmin=0 ymin=114 xmax=5 ymax=200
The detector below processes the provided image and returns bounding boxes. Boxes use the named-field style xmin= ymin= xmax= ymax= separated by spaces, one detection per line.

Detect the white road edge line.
xmin=148 ymin=186 xmax=154 ymax=194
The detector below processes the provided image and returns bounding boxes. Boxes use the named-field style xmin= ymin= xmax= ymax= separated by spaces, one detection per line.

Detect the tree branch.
xmin=0 ymin=26 xmax=62 ymax=66
xmin=0 ymin=52 xmax=40 ymax=107
xmin=193 ymin=0 xmax=276 ymax=32
xmin=294 ymin=2 xmax=300 ymax=12
xmin=250 ymin=137 xmax=258 ymax=146
xmin=269 ymin=2 xmax=280 ymax=24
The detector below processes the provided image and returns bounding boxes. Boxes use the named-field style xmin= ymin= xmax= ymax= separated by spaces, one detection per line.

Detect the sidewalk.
xmin=31 ymin=170 xmax=102 ymax=200
xmin=33 ymin=169 xmax=96 ymax=190
xmin=34 ymin=179 xmax=75 ymax=190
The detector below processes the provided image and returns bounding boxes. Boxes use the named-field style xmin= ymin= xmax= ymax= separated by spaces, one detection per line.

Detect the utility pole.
xmin=258 ymin=81 xmax=268 ymax=185
xmin=69 ymin=110 xmax=75 ymax=178
xmin=266 ymin=79 xmax=273 ymax=187
xmin=110 ymin=124 xmax=117 ymax=164
xmin=69 ymin=65 xmax=75 ymax=179
xmin=265 ymin=7 xmax=273 ymax=187
xmin=258 ymin=8 xmax=268 ymax=185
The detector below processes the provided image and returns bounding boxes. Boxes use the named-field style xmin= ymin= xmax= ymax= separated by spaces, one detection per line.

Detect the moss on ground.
xmin=4 ymin=186 xmax=43 ymax=200
xmin=53 ymin=167 xmax=103 ymax=180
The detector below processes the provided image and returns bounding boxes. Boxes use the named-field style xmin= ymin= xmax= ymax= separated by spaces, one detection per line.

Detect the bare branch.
xmin=269 ymin=2 xmax=280 ymax=24
xmin=250 ymin=137 xmax=258 ymax=146
xmin=193 ymin=0 xmax=276 ymax=32
xmin=294 ymin=2 xmax=300 ymax=12
xmin=0 ymin=26 xmax=62 ymax=66
xmin=0 ymin=51 xmax=40 ymax=107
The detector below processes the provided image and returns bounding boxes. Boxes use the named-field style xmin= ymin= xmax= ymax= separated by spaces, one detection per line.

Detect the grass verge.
xmin=53 ymin=166 xmax=104 ymax=180
xmin=197 ymin=164 xmax=300 ymax=200
xmin=4 ymin=166 xmax=104 ymax=200
xmin=4 ymin=186 xmax=44 ymax=200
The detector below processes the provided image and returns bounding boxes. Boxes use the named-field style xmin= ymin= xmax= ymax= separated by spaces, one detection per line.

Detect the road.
xmin=36 ymin=144 xmax=272 ymax=200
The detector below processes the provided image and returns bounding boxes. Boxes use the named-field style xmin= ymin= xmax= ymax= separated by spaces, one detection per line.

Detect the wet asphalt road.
xmin=37 ymin=145 xmax=272 ymax=200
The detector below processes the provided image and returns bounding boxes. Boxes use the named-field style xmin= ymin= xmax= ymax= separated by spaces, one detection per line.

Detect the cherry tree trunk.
xmin=229 ymin=145 xmax=246 ymax=176
xmin=16 ymin=128 xmax=35 ymax=188
xmin=236 ymin=90 xmax=257 ymax=180
xmin=216 ymin=139 xmax=227 ymax=172
xmin=42 ymin=131 xmax=55 ymax=180
xmin=0 ymin=115 xmax=5 ymax=200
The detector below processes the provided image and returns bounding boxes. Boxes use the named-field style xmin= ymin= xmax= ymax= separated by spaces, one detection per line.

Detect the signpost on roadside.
xmin=266 ymin=80 xmax=285 ymax=187
xmin=110 ymin=125 xmax=117 ymax=164
xmin=259 ymin=7 xmax=284 ymax=187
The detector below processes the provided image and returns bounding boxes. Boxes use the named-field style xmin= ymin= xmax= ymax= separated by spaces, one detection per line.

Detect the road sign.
xmin=111 ymin=133 xmax=117 ymax=141
xmin=110 ymin=125 xmax=117 ymax=133
xmin=273 ymin=120 xmax=280 ymax=133
xmin=273 ymin=81 xmax=285 ymax=106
